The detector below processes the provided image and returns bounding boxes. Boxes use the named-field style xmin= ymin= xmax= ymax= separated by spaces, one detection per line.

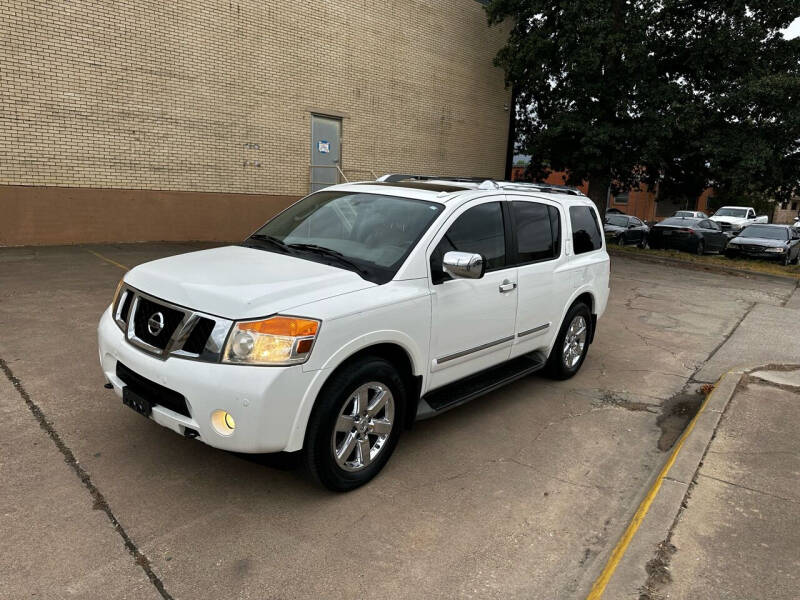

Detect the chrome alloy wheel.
xmin=331 ymin=382 xmax=394 ymax=472
xmin=562 ymin=315 xmax=588 ymax=369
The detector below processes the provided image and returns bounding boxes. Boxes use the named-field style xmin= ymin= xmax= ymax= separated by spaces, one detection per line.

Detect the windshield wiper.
xmin=245 ymin=234 xmax=293 ymax=254
xmin=288 ymin=243 xmax=369 ymax=278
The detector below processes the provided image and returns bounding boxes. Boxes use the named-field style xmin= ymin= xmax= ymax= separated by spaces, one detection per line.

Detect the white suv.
xmin=98 ymin=175 xmax=610 ymax=490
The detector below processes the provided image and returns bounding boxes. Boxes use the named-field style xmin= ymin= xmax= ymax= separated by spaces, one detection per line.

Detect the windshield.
xmin=605 ymin=215 xmax=628 ymax=227
xmin=714 ymin=208 xmax=748 ymax=218
xmin=245 ymin=191 xmax=444 ymax=283
xmin=739 ymin=226 xmax=787 ymax=240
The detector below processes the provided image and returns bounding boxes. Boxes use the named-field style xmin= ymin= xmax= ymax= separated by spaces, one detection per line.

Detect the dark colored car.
xmin=648 ymin=217 xmax=728 ymax=255
xmin=725 ymin=224 xmax=800 ymax=266
xmin=606 ymin=208 xmax=626 ymax=215
xmin=603 ymin=214 xmax=649 ymax=248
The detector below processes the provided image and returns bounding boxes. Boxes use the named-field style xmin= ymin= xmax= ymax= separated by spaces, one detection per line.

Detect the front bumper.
xmin=725 ymin=247 xmax=787 ymax=261
xmin=98 ymin=307 xmax=328 ymax=453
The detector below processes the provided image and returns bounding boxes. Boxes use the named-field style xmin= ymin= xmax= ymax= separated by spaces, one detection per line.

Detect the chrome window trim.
xmin=113 ymin=284 xmax=233 ymax=363
xmin=436 ymin=335 xmax=515 ymax=364
xmin=517 ymin=323 xmax=550 ymax=338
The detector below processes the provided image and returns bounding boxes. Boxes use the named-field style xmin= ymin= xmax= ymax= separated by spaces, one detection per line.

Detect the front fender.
xmin=284 ymin=330 xmax=426 ymax=452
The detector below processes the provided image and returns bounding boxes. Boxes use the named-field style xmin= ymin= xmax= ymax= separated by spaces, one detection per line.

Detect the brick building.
xmin=511 ymin=166 xmax=711 ymax=222
xmin=0 ymin=1 xmax=511 ymax=246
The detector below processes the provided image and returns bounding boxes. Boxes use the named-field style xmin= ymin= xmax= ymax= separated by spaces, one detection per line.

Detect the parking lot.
xmin=1 ymin=244 xmax=798 ymax=599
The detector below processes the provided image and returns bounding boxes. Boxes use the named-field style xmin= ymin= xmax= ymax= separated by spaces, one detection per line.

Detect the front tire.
xmin=304 ymin=357 xmax=406 ymax=492
xmin=545 ymin=302 xmax=592 ymax=380
xmin=695 ymin=239 xmax=705 ymax=255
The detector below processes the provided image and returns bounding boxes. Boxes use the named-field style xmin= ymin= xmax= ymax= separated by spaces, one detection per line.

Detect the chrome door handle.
xmin=498 ymin=280 xmax=517 ymax=293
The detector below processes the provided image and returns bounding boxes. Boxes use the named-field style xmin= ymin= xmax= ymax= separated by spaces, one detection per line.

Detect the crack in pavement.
xmin=0 ymin=356 xmax=174 ymax=600
xmin=696 ymin=473 xmax=800 ymax=506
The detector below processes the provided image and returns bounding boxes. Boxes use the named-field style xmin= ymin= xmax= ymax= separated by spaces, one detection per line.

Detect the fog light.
xmin=211 ymin=410 xmax=235 ymax=436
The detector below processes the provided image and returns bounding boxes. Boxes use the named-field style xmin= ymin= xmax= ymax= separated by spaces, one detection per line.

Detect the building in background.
xmin=511 ymin=166 xmax=711 ymax=222
xmin=0 ymin=1 xmax=510 ymax=246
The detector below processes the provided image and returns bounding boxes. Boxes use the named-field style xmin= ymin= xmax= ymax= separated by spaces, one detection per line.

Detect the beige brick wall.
xmin=0 ymin=0 xmax=510 ymax=198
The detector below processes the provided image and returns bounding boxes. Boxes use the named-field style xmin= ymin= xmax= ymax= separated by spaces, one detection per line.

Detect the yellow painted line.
xmin=585 ymin=379 xmax=720 ymax=599
xmin=87 ymin=249 xmax=129 ymax=271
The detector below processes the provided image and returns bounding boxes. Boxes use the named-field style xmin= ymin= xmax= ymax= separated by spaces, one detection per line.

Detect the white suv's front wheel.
xmin=304 ymin=357 xmax=406 ymax=491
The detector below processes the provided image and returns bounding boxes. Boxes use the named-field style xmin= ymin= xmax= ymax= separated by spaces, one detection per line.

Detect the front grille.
xmin=115 ymin=284 xmax=231 ymax=362
xmin=119 ymin=292 xmax=134 ymax=322
xmin=116 ymin=361 xmax=191 ymax=418
xmin=182 ymin=317 xmax=215 ymax=354
xmin=133 ymin=297 xmax=185 ymax=350
xmin=743 ymin=245 xmax=766 ymax=252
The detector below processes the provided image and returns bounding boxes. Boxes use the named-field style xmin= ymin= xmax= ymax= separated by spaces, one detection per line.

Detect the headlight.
xmin=764 ymin=247 xmax=785 ymax=253
xmin=223 ymin=316 xmax=320 ymax=365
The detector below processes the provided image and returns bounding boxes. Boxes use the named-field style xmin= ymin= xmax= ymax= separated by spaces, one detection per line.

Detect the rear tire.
xmin=304 ymin=356 xmax=406 ymax=492
xmin=544 ymin=302 xmax=592 ymax=380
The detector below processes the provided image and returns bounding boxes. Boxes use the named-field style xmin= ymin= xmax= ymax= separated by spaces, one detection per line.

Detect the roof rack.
xmin=376 ymin=174 xmax=490 ymax=184
xmin=375 ymin=174 xmax=586 ymax=197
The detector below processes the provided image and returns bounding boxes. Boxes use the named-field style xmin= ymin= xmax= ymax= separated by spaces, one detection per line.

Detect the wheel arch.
xmin=288 ymin=339 xmax=424 ymax=452
xmin=564 ymin=290 xmax=597 ymax=344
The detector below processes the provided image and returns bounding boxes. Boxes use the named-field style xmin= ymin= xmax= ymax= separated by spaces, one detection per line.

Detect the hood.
xmin=710 ymin=215 xmax=746 ymax=225
xmin=124 ymin=245 xmax=375 ymax=319
xmin=729 ymin=236 xmax=786 ymax=248
xmin=604 ymin=224 xmax=625 ymax=233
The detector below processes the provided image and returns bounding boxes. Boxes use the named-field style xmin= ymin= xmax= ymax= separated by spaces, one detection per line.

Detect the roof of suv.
xmin=329 ymin=175 xmax=592 ymax=207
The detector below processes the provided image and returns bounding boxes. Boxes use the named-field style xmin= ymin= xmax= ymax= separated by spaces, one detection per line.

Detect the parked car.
xmin=648 ymin=216 xmax=728 ymax=254
xmin=673 ymin=210 xmax=708 ymax=219
xmin=725 ymin=224 xmax=800 ymax=266
xmin=606 ymin=207 xmax=626 ymax=214
xmin=710 ymin=206 xmax=768 ymax=232
xmin=98 ymin=175 xmax=610 ymax=491
xmin=604 ymin=214 xmax=649 ymax=248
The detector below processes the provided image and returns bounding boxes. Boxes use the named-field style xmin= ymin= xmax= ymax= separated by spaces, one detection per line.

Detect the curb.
xmin=608 ymin=248 xmax=800 ymax=284
xmin=587 ymin=368 xmax=745 ymax=599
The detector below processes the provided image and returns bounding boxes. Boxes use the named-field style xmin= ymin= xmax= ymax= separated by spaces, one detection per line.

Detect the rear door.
xmin=506 ymin=196 xmax=570 ymax=357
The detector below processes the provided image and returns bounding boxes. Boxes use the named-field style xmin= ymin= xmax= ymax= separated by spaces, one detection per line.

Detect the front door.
xmin=310 ymin=114 xmax=342 ymax=192
xmin=427 ymin=199 xmax=518 ymax=391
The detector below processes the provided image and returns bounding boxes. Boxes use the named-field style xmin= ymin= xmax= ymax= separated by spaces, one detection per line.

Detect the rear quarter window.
xmin=569 ymin=206 xmax=603 ymax=254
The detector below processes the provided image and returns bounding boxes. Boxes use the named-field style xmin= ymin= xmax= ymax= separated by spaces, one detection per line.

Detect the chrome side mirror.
xmin=443 ymin=251 xmax=485 ymax=280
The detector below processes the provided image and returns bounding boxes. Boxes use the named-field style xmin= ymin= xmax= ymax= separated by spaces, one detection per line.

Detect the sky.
xmin=783 ymin=16 xmax=800 ymax=39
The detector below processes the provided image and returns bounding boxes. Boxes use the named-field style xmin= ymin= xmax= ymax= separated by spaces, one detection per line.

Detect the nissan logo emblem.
xmin=147 ymin=312 xmax=165 ymax=336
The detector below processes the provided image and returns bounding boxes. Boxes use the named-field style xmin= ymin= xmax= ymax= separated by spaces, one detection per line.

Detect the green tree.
xmin=486 ymin=1 xmax=800 ymax=218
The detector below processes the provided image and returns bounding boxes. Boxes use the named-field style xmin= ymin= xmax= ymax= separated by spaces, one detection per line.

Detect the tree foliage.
xmin=486 ymin=0 xmax=800 ymax=217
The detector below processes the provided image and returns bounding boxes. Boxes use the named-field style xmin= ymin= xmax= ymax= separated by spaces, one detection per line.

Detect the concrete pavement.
xmin=0 ymin=245 xmax=797 ymax=599
xmin=642 ymin=371 xmax=800 ymax=599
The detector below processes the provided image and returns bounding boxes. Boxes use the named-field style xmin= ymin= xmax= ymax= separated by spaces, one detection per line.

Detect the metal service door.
xmin=310 ymin=115 xmax=342 ymax=192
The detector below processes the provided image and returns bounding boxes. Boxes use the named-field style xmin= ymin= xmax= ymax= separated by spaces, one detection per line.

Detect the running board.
xmin=416 ymin=352 xmax=547 ymax=420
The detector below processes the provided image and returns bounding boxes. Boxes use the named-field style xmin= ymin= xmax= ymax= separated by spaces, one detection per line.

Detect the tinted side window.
xmin=631 ymin=218 xmax=643 ymax=226
xmin=569 ymin=206 xmax=603 ymax=254
xmin=431 ymin=202 xmax=505 ymax=283
xmin=511 ymin=201 xmax=560 ymax=263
